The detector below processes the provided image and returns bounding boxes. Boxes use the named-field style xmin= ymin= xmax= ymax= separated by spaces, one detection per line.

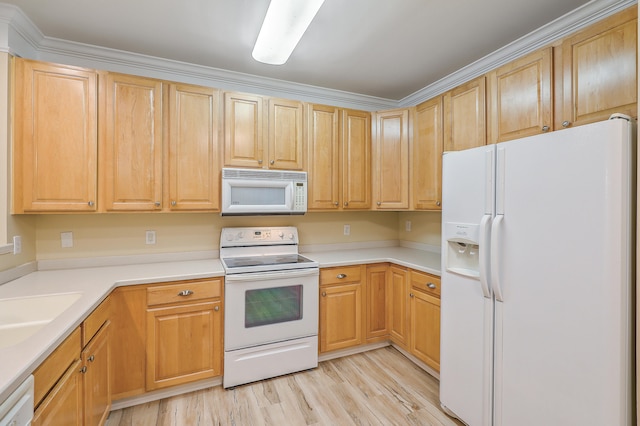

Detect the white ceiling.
xmin=3 ymin=0 xmax=600 ymax=100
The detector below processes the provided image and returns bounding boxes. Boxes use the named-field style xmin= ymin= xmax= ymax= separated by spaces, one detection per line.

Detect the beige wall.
xmin=34 ymin=211 xmax=410 ymax=260
xmin=398 ymin=211 xmax=442 ymax=247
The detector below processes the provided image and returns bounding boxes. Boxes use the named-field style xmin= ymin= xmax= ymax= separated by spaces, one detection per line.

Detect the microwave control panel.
xmin=293 ymin=182 xmax=307 ymax=211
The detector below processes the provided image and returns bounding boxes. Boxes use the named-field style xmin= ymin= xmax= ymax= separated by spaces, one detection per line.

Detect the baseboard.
xmin=391 ymin=344 xmax=440 ymax=380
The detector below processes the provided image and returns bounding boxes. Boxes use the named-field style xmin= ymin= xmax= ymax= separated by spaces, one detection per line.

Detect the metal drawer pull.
xmin=322 ymin=291 xmax=327 ymax=297
xmin=80 ymin=366 xmax=87 ymax=374
xmin=336 ymin=274 xmax=347 ymax=279
xmin=178 ymin=290 xmax=194 ymax=297
xmin=88 ymin=355 xmax=95 ymax=362
xmin=427 ymin=283 xmax=437 ymax=289
xmin=214 ymin=306 xmax=220 ymax=311
xmin=410 ymin=293 xmax=414 ymax=298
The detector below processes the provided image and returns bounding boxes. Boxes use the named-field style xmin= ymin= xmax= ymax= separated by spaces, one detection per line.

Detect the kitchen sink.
xmin=0 ymin=292 xmax=83 ymax=348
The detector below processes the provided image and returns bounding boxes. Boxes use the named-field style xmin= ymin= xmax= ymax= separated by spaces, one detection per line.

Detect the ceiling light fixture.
xmin=252 ymin=0 xmax=325 ymax=65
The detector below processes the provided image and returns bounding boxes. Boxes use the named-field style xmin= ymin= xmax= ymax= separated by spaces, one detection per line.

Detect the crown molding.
xmin=400 ymin=0 xmax=637 ymax=107
xmin=0 ymin=0 xmax=635 ymax=110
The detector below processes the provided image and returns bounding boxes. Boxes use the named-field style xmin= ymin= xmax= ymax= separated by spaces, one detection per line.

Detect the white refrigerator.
xmin=439 ymin=116 xmax=635 ymax=426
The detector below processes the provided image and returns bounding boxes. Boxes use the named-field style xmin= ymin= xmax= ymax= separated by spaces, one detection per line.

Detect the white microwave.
xmin=221 ymin=168 xmax=307 ymax=215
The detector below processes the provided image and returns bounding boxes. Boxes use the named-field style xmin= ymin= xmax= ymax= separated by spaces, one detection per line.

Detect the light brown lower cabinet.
xmin=388 ymin=265 xmax=409 ymax=349
xmin=32 ymin=358 xmax=83 ymax=426
xmin=145 ymin=279 xmax=224 ymax=390
xmin=409 ymin=271 xmax=441 ymax=371
xmin=33 ymin=299 xmax=111 ymax=426
xmin=319 ymin=265 xmax=364 ymax=353
xmin=365 ymin=263 xmax=389 ymax=342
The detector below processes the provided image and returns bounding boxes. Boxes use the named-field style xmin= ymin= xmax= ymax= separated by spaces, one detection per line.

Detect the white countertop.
xmin=0 ymin=247 xmax=440 ymax=403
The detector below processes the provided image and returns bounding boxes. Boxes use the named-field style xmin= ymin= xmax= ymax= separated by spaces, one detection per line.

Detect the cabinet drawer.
xmin=82 ymin=297 xmax=110 ymax=346
xmin=147 ymin=278 xmax=222 ymax=307
xmin=410 ymin=270 xmax=441 ymax=298
xmin=320 ymin=265 xmax=362 ymax=285
xmin=33 ymin=327 xmax=81 ymax=407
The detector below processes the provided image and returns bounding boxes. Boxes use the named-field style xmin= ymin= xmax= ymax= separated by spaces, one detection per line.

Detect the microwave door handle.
xmin=225 ymin=268 xmax=319 ymax=282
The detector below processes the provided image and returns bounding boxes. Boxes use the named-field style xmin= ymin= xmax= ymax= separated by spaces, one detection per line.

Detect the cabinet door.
xmin=224 ymin=92 xmax=265 ymax=168
xmin=559 ymin=8 xmax=637 ymax=128
xmin=413 ymin=97 xmax=443 ymax=210
xmin=109 ymin=287 xmax=147 ymax=400
xmin=410 ymin=290 xmax=441 ymax=372
xmin=444 ymin=76 xmax=486 ymax=151
xmin=341 ymin=109 xmax=371 ymax=209
xmin=83 ymin=322 xmax=111 ymax=426
xmin=373 ymin=108 xmax=410 ymax=209
xmin=365 ymin=263 xmax=389 ymax=341
xmin=168 ymin=83 xmax=221 ymax=211
xmin=14 ymin=59 xmax=97 ymax=212
xmin=319 ymin=283 xmax=363 ymax=353
xmin=33 ymin=359 xmax=83 ymax=426
xmin=268 ymin=98 xmax=304 ymax=170
xmin=146 ymin=300 xmax=222 ymax=390
xmin=388 ymin=266 xmax=409 ymax=349
xmin=307 ymin=104 xmax=340 ymax=210
xmin=488 ymin=48 xmax=553 ymax=143
xmin=102 ymin=73 xmax=163 ymax=211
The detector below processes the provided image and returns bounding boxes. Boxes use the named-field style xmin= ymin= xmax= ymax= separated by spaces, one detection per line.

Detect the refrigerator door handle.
xmin=491 ymin=214 xmax=505 ymax=302
xmin=479 ymin=214 xmax=492 ymax=298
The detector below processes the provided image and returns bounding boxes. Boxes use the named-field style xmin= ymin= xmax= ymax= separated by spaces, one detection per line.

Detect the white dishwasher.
xmin=0 ymin=375 xmax=34 ymax=426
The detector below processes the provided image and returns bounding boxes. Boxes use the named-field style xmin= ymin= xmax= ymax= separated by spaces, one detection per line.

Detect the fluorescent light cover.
xmin=252 ymin=0 xmax=325 ymax=65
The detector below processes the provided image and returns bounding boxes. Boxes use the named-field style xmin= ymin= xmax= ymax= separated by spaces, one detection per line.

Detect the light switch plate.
xmin=343 ymin=224 xmax=350 ymax=236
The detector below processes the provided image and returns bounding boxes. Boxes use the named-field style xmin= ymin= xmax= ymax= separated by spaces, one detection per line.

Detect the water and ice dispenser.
xmin=444 ymin=222 xmax=480 ymax=279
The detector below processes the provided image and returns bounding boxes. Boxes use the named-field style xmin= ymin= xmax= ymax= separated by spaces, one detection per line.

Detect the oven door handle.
xmin=225 ymin=268 xmax=319 ymax=282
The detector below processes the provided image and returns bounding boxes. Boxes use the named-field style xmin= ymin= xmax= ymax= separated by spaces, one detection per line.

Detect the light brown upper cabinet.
xmin=558 ymin=7 xmax=637 ymax=128
xmin=101 ymin=73 xmax=163 ymax=211
xmin=443 ymin=76 xmax=486 ymax=152
xmin=167 ymin=84 xmax=221 ymax=211
xmin=307 ymin=105 xmax=371 ymax=210
xmin=268 ymin=97 xmax=304 ymax=170
xmin=224 ymin=92 xmax=304 ymax=170
xmin=224 ymin=92 xmax=264 ymax=168
xmin=413 ymin=97 xmax=443 ymax=210
xmin=341 ymin=109 xmax=372 ymax=209
xmin=372 ymin=108 xmax=410 ymax=210
xmin=13 ymin=59 xmax=98 ymax=213
xmin=487 ymin=48 xmax=553 ymax=143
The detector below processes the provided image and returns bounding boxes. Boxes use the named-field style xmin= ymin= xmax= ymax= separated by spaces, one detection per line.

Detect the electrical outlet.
xmin=61 ymin=232 xmax=73 ymax=248
xmin=146 ymin=230 xmax=156 ymax=245
xmin=343 ymin=224 xmax=350 ymax=236
xmin=405 ymin=220 xmax=412 ymax=232
xmin=12 ymin=236 xmax=21 ymax=254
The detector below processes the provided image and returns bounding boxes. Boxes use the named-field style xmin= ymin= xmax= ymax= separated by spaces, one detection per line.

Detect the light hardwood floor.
xmin=106 ymin=347 xmax=463 ymax=426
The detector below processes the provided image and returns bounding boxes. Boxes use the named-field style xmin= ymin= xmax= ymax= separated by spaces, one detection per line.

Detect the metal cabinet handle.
xmin=436 ymin=201 xmax=441 ymax=206
xmin=410 ymin=293 xmax=414 ymax=298
xmin=258 ymin=159 xmax=263 ymax=164
xmin=214 ymin=306 xmax=220 ymax=311
xmin=376 ymin=201 xmax=381 ymax=206
xmin=154 ymin=201 xmax=161 ymax=207
xmin=178 ymin=290 xmax=194 ymax=297
xmin=88 ymin=201 xmax=94 ymax=207
xmin=562 ymin=121 xmax=570 ymax=128
xmin=270 ymin=160 xmax=275 ymax=165
xmin=88 ymin=355 xmax=95 ymax=362
xmin=336 ymin=274 xmax=347 ymax=279
xmin=322 ymin=291 xmax=326 ymax=297
xmin=334 ymin=201 xmax=339 ymax=206
xmin=427 ymin=283 xmax=437 ymax=289
xmin=344 ymin=202 xmax=348 ymax=207
xmin=171 ymin=201 xmax=177 ymax=206
xmin=80 ymin=366 xmax=87 ymax=374
xmin=542 ymin=125 xmax=550 ymax=132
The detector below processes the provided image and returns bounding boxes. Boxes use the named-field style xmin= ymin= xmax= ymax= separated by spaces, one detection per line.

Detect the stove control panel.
xmin=220 ymin=227 xmax=298 ymax=247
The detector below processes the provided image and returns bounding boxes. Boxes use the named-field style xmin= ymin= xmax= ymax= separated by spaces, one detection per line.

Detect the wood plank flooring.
xmin=106 ymin=347 xmax=463 ymax=426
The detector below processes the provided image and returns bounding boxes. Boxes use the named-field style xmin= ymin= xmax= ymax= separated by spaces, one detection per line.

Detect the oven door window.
xmin=245 ymin=285 xmax=302 ymax=328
